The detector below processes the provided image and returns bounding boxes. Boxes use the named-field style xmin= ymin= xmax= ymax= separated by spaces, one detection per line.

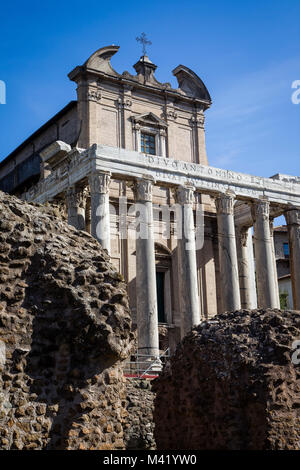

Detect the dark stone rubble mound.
xmin=124 ymin=379 xmax=156 ymax=450
xmin=153 ymin=309 xmax=300 ymax=450
xmin=0 ymin=191 xmax=133 ymax=450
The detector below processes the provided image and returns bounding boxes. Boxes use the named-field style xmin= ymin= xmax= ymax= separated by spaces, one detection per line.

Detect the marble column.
xmin=88 ymin=171 xmax=111 ymax=253
xmin=175 ymin=185 xmax=201 ymax=337
xmin=215 ymin=191 xmax=241 ymax=312
xmin=269 ymin=219 xmax=281 ymax=308
xmin=251 ymin=198 xmax=279 ymax=308
xmin=66 ymin=185 xmax=87 ymax=230
xmin=236 ymin=226 xmax=257 ymax=309
xmin=134 ymin=177 xmax=160 ymax=359
xmin=285 ymin=208 xmax=300 ymax=309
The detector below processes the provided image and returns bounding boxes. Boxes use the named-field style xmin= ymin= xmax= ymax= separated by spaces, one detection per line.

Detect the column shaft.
xmin=285 ymin=209 xmax=300 ymax=309
xmin=89 ymin=171 xmax=111 ymax=253
xmin=236 ymin=226 xmax=257 ymax=309
xmin=216 ymin=191 xmax=241 ymax=312
xmin=66 ymin=186 xmax=87 ymax=230
xmin=134 ymin=178 xmax=159 ymax=358
xmin=270 ymin=220 xmax=280 ymax=308
xmin=175 ymin=185 xmax=201 ymax=337
xmin=252 ymin=198 xmax=278 ymax=308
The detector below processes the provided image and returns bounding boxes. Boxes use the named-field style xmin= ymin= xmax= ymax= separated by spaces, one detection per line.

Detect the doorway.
xmin=156 ymin=271 xmax=166 ymax=323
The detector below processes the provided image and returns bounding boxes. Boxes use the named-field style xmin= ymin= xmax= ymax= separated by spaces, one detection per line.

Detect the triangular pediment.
xmin=131 ymin=112 xmax=167 ymax=128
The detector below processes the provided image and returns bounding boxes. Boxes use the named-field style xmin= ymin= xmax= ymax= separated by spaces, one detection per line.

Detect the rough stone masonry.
xmin=153 ymin=309 xmax=300 ymax=450
xmin=0 ymin=191 xmax=134 ymax=450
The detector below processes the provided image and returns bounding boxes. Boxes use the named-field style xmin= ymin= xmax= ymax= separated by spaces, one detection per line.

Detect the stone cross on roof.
xmin=136 ymin=33 xmax=152 ymax=56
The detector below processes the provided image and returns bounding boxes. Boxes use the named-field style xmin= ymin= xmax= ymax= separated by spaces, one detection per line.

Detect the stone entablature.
xmin=24 ymin=142 xmax=300 ymax=209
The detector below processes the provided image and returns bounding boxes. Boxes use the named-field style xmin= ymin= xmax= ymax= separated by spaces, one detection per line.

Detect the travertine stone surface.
xmin=153 ymin=309 xmax=300 ymax=450
xmin=0 ymin=191 xmax=133 ymax=450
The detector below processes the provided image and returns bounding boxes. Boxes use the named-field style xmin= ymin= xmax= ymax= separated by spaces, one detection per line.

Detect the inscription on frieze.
xmin=23 ymin=143 xmax=300 ymax=208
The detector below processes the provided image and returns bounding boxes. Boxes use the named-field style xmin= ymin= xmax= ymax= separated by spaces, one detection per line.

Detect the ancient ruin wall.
xmin=153 ymin=309 xmax=300 ymax=450
xmin=0 ymin=191 xmax=133 ymax=450
xmin=124 ymin=379 xmax=155 ymax=450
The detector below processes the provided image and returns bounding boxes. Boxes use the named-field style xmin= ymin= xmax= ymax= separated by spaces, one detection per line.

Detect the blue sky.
xmin=0 ymin=0 xmax=299 ymax=180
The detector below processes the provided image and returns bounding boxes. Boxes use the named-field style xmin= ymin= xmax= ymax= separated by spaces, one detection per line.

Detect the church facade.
xmin=1 ymin=45 xmax=300 ymax=361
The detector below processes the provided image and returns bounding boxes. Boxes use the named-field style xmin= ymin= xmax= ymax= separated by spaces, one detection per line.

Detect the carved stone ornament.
xmin=87 ymin=89 xmax=102 ymax=102
xmin=123 ymin=98 xmax=132 ymax=110
xmin=190 ymin=114 xmax=205 ymax=128
xmin=132 ymin=122 xmax=141 ymax=131
xmin=285 ymin=208 xmax=300 ymax=226
xmin=269 ymin=218 xmax=274 ymax=236
xmin=88 ymin=172 xmax=111 ymax=194
xmin=77 ymin=186 xmax=89 ymax=208
xmin=237 ymin=227 xmax=249 ymax=247
xmin=215 ymin=191 xmax=235 ymax=215
xmin=251 ymin=198 xmax=270 ymax=222
xmin=174 ymin=185 xmax=195 ymax=205
xmin=117 ymin=97 xmax=132 ymax=110
xmin=165 ymin=109 xmax=177 ymax=120
xmin=134 ymin=178 xmax=154 ymax=202
xmin=66 ymin=186 xmax=89 ymax=208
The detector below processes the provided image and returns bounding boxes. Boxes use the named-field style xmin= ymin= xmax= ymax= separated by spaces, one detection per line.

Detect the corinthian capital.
xmin=215 ymin=191 xmax=235 ymax=215
xmin=66 ymin=185 xmax=89 ymax=208
xmin=251 ymin=197 xmax=270 ymax=222
xmin=134 ymin=177 xmax=154 ymax=202
xmin=88 ymin=171 xmax=111 ymax=194
xmin=174 ymin=185 xmax=195 ymax=205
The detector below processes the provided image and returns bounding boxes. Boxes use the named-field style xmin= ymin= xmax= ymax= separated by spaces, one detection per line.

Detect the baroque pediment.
xmin=68 ymin=45 xmax=212 ymax=107
xmin=172 ymin=65 xmax=211 ymax=101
